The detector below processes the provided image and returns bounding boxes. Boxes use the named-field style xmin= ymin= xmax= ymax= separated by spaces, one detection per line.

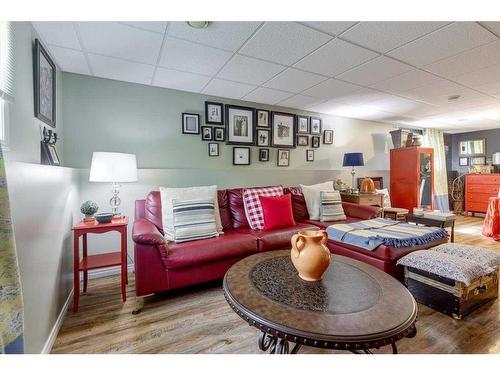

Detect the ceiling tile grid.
xmin=31 ymin=21 xmax=500 ymax=133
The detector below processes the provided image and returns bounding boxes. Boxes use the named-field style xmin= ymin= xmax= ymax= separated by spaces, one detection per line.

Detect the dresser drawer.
xmin=359 ymin=195 xmax=383 ymax=206
xmin=466 ymin=174 xmax=500 ymax=185
xmin=466 ymin=184 xmax=500 ymax=195
xmin=466 ymin=201 xmax=489 ymax=213
xmin=466 ymin=193 xmax=497 ymax=204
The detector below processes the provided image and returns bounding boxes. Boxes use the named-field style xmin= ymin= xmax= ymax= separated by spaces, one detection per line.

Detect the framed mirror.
xmin=459 ymin=139 xmax=485 ymax=156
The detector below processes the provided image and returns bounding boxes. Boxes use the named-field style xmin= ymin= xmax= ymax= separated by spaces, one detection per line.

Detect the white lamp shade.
xmin=89 ymin=152 xmax=138 ymax=182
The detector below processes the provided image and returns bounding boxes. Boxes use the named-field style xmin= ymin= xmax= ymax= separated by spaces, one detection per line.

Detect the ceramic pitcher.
xmin=291 ymin=230 xmax=330 ymax=282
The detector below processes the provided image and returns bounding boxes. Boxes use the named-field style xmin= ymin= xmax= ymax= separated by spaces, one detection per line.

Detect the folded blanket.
xmin=326 ymin=218 xmax=449 ymax=251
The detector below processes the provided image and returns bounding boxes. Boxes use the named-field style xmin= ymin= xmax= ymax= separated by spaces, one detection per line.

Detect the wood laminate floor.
xmin=51 ymin=216 xmax=499 ymax=354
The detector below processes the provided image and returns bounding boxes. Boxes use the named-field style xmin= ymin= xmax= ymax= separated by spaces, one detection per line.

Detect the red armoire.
xmin=390 ymin=147 xmax=434 ymax=213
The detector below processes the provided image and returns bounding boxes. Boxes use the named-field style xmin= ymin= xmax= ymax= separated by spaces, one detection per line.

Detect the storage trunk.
xmin=404 ymin=267 xmax=499 ymax=319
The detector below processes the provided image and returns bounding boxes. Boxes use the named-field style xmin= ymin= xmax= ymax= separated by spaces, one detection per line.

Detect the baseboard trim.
xmin=41 ymin=288 xmax=74 ymax=354
xmin=41 ymin=264 xmax=135 ymax=354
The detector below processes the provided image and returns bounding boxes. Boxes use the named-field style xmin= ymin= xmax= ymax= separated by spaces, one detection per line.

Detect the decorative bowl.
xmin=95 ymin=213 xmax=114 ymax=224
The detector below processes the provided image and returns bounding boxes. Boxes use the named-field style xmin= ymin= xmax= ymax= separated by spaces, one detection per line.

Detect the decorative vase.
xmin=360 ymin=177 xmax=375 ymax=193
xmin=290 ymin=230 xmax=330 ymax=282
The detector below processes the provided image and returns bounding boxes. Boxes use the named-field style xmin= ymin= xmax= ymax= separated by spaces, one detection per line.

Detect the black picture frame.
xmin=310 ymin=117 xmax=322 ymax=135
xmin=259 ymin=148 xmax=270 ymax=162
xmin=296 ymin=135 xmax=309 ymax=147
xmin=40 ymin=141 xmax=60 ymax=166
xmin=256 ymin=109 xmax=270 ymax=127
xmin=459 ymin=157 xmax=469 ymax=166
xmin=214 ymin=127 xmax=225 ymax=141
xmin=277 ymin=149 xmax=290 ymax=167
xmin=208 ymin=142 xmax=219 ymax=157
xmin=256 ymin=128 xmax=271 ymax=147
xmin=233 ymin=147 xmax=251 ymax=165
xmin=225 ymin=105 xmax=256 ymax=145
xmin=323 ymin=129 xmax=334 ymax=144
xmin=201 ymin=126 xmax=213 ymax=141
xmin=271 ymin=112 xmax=296 ymax=149
xmin=297 ymin=116 xmax=309 ymax=134
xmin=34 ymin=39 xmax=56 ymax=128
xmin=205 ymin=101 xmax=224 ymax=125
xmin=306 ymin=149 xmax=314 ymax=162
xmin=311 ymin=136 xmax=320 ymax=148
xmin=182 ymin=112 xmax=200 ymax=134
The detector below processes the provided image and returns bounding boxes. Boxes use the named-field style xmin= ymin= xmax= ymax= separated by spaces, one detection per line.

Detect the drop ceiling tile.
xmin=362 ymin=94 xmax=425 ymax=113
xmin=453 ymin=63 xmax=500 ymax=88
xmin=242 ymin=87 xmax=294 ymax=105
xmin=119 ymin=22 xmax=168 ymax=33
xmin=32 ymin=22 xmax=80 ymax=49
xmin=336 ymin=56 xmax=413 ymax=86
xmin=300 ymin=21 xmax=357 ymax=36
xmin=47 ymin=45 xmax=90 ymax=75
xmin=388 ymin=22 xmax=497 ymax=66
xmin=153 ymin=67 xmax=211 ymax=92
xmin=277 ymin=94 xmax=324 ymax=109
xmin=370 ymin=69 xmax=445 ymax=94
xmin=332 ymin=87 xmax=391 ymax=105
xmin=239 ymin=22 xmax=332 ymax=65
xmin=216 ymin=54 xmax=285 ymax=85
xmin=481 ymin=22 xmax=500 ymax=35
xmin=475 ymin=81 xmax=500 ymax=97
xmin=342 ymin=22 xmax=449 ymax=53
xmin=263 ymin=68 xmax=326 ymax=93
xmin=168 ymin=21 xmax=261 ymax=52
xmin=159 ymin=37 xmax=232 ymax=76
xmin=302 ymin=78 xmax=362 ymax=99
xmin=294 ymin=38 xmax=378 ymax=77
xmin=202 ymin=79 xmax=256 ymax=99
xmin=88 ymin=54 xmax=155 ymax=85
xmin=77 ymin=22 xmax=163 ymax=65
xmin=401 ymin=78 xmax=464 ymax=101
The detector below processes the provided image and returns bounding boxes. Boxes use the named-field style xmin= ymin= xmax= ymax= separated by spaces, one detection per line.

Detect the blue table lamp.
xmin=343 ymin=152 xmax=364 ymax=189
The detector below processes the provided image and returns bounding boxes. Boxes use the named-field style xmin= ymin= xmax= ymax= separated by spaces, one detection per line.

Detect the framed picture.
xmin=459 ymin=157 xmax=469 ymax=166
xmin=271 ymin=112 xmax=295 ymax=148
xmin=306 ymin=149 xmax=314 ymax=162
xmin=257 ymin=109 xmax=270 ymax=127
xmin=205 ymin=101 xmax=224 ymax=125
xmin=296 ymin=135 xmax=309 ymax=147
xmin=201 ymin=126 xmax=213 ymax=141
xmin=311 ymin=136 xmax=320 ymax=148
xmin=40 ymin=142 xmax=60 ymax=166
xmin=233 ymin=147 xmax=251 ymax=165
xmin=182 ymin=113 xmax=200 ymax=134
xmin=208 ymin=143 xmax=219 ymax=157
xmin=277 ymin=149 xmax=290 ymax=167
xmin=256 ymin=128 xmax=270 ymax=146
xmin=297 ymin=116 xmax=309 ymax=134
xmin=259 ymin=148 xmax=270 ymax=162
xmin=34 ymin=39 xmax=56 ymax=128
xmin=470 ymin=156 xmax=486 ymax=165
xmin=323 ymin=129 xmax=334 ymax=144
xmin=214 ymin=127 xmax=225 ymax=141
xmin=310 ymin=117 xmax=322 ymax=135
xmin=226 ymin=105 xmax=255 ymax=145
xmin=459 ymin=139 xmax=486 ymax=156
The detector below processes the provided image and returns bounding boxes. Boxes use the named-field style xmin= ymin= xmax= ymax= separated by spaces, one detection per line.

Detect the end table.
xmin=72 ymin=217 xmax=128 ymax=312
xmin=405 ymin=214 xmax=456 ymax=243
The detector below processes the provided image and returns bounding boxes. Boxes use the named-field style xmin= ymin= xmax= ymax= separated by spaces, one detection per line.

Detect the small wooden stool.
xmin=383 ymin=208 xmax=409 ymax=221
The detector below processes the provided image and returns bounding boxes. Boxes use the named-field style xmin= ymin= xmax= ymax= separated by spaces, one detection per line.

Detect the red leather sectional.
xmin=132 ymin=186 xmax=381 ymax=296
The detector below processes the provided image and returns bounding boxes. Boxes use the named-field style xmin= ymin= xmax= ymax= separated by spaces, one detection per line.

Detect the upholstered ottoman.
xmin=397 ymin=243 xmax=500 ymax=319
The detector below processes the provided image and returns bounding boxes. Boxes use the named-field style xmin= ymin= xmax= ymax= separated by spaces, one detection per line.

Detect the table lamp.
xmin=342 ymin=152 xmax=364 ymax=190
xmin=89 ymin=152 xmax=138 ymax=216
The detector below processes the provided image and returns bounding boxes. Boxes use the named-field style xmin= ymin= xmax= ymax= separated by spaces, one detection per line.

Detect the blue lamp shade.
xmin=343 ymin=152 xmax=364 ymax=167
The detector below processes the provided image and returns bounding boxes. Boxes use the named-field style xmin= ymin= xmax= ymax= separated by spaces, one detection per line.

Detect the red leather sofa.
xmin=132 ymin=186 xmax=380 ymax=296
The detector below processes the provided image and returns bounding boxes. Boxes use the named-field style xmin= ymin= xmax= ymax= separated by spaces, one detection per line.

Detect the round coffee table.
xmin=223 ymin=250 xmax=417 ymax=354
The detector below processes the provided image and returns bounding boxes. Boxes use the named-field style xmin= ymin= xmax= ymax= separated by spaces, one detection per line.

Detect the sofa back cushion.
xmin=227 ymin=188 xmax=249 ymax=229
xmin=284 ymin=186 xmax=309 ymax=222
xmin=217 ymin=189 xmax=233 ymax=231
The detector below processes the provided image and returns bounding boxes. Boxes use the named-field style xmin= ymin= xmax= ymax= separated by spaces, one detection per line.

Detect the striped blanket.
xmin=326 ymin=218 xmax=449 ymax=251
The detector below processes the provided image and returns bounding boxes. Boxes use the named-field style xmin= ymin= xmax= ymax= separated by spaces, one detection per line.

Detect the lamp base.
xmin=110 ymin=182 xmax=122 ymax=216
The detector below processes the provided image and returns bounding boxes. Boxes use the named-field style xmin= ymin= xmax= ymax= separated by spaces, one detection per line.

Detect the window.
xmin=0 ymin=21 xmax=14 ymax=149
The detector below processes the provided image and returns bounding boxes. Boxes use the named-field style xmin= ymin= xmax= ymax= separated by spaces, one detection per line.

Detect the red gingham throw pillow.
xmin=243 ymin=186 xmax=284 ymax=230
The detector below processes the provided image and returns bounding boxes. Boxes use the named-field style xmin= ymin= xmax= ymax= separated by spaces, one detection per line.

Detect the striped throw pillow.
xmin=319 ymin=191 xmax=346 ymax=222
xmin=173 ymin=199 xmax=219 ymax=243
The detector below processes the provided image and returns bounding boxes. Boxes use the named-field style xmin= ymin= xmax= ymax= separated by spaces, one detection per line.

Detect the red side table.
xmin=72 ymin=217 xmax=128 ymax=312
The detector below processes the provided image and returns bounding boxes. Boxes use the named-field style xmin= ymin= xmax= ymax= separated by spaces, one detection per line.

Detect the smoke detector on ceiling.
xmin=186 ymin=21 xmax=210 ymax=29
xmin=447 ymin=95 xmax=461 ymax=102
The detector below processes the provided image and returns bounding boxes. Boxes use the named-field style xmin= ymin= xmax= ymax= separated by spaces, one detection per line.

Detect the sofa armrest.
xmin=132 ymin=218 xmax=165 ymax=245
xmin=342 ymin=202 xmax=381 ymax=220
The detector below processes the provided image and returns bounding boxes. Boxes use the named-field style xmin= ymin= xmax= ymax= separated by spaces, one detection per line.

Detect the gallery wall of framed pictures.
xmin=181 ymin=101 xmax=335 ymax=167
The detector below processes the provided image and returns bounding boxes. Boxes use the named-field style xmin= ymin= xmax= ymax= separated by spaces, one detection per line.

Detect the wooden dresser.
xmin=340 ymin=192 xmax=384 ymax=208
xmin=465 ymin=174 xmax=500 ymax=216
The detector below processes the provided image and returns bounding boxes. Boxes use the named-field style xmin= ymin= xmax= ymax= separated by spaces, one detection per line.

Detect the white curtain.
xmin=422 ymin=129 xmax=450 ymax=212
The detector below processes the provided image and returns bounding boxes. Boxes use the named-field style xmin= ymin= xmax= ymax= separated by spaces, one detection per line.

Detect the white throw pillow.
xmin=300 ymin=181 xmax=334 ymax=220
xmin=160 ymin=185 xmax=223 ymax=241
xmin=376 ymin=188 xmax=391 ymax=208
